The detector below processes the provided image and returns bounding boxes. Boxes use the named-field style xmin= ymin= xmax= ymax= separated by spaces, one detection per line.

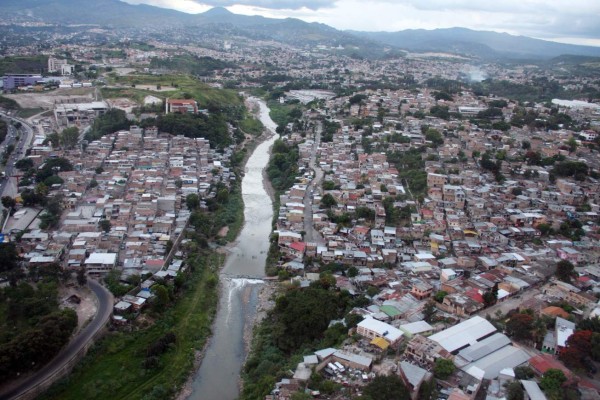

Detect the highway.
xmin=0 ymin=280 xmax=113 ymax=400
xmin=0 ymin=111 xmax=35 ymax=205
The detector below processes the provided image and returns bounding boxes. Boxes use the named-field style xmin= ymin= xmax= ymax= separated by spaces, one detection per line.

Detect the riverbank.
xmin=40 ymin=251 xmax=223 ymax=400
xmin=182 ymin=97 xmax=279 ymax=400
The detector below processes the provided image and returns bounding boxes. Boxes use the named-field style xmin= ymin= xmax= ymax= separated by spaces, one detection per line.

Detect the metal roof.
xmin=429 ymin=316 xmax=496 ymax=353
xmin=457 ymin=333 xmax=511 ymax=362
xmin=461 ymin=346 xmax=530 ymax=379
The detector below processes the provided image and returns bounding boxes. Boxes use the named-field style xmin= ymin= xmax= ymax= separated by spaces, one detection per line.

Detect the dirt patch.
xmin=5 ymin=88 xmax=95 ymax=109
xmin=59 ymin=284 xmax=98 ymax=333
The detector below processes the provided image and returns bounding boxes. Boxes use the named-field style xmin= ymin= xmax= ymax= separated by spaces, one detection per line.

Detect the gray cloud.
xmin=196 ymin=0 xmax=336 ymax=10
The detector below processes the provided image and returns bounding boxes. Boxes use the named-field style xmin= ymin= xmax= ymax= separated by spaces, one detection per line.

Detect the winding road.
xmin=0 ymin=280 xmax=113 ymax=400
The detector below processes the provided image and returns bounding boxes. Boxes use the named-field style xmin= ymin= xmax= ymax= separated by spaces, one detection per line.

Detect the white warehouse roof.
xmin=429 ymin=316 xmax=496 ymax=353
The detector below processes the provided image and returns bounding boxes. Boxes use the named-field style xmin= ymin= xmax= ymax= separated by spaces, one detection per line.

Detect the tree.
xmin=320 ymin=193 xmax=337 ymax=209
xmin=433 ymin=358 xmax=455 ymax=379
xmin=423 ymin=300 xmax=436 ymax=322
xmin=60 ymin=127 xmax=79 ymax=149
xmin=539 ymin=369 xmax=566 ymax=394
xmin=514 ymin=365 xmax=535 ymax=379
xmin=1 ymin=196 xmax=16 ymax=209
xmin=14 ymin=157 xmax=33 ymax=171
xmin=0 ymin=243 xmax=20 ymax=275
xmin=186 ymin=193 xmax=200 ymax=210
xmin=99 ymin=219 xmax=111 ymax=233
xmin=555 ymin=260 xmax=575 ymax=283
xmin=506 ymin=313 xmax=534 ymax=340
xmin=506 ymin=381 xmax=524 ymax=400
xmin=425 ymin=128 xmax=444 ymax=147
xmin=362 ymin=375 xmax=410 ymax=400
xmin=347 ymin=266 xmax=358 ymax=278
xmin=76 ymin=267 xmax=87 ymax=286
xmin=434 ymin=290 xmax=448 ymax=303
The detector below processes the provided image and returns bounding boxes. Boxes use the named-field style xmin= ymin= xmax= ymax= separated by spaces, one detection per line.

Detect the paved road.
xmin=303 ymin=122 xmax=324 ymax=244
xmin=0 ymin=112 xmax=35 ymax=209
xmin=0 ymin=280 xmax=113 ymax=400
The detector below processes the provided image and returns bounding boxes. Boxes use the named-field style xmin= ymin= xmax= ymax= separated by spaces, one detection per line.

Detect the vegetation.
xmin=0 ymin=119 xmax=7 ymax=143
xmin=387 ymin=147 xmax=427 ymax=196
xmin=86 ymin=109 xmax=131 ymax=141
xmin=0 ymin=55 xmax=47 ymax=76
xmin=149 ymin=55 xmax=236 ymax=76
xmin=433 ymin=358 xmax=455 ymax=379
xmin=267 ymin=139 xmax=299 ymax=193
xmin=0 ymin=95 xmax=21 ymax=110
xmin=362 ymin=375 xmax=410 ymax=400
xmin=42 ymin=252 xmax=222 ymax=400
xmin=242 ymin=283 xmax=352 ymax=399
xmin=539 ymin=369 xmax=567 ymax=399
xmin=156 ymin=112 xmax=231 ymax=149
xmin=555 ymin=260 xmax=576 ymax=283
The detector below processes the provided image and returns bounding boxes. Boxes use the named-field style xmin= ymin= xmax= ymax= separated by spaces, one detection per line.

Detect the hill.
xmin=351 ymin=28 xmax=600 ymax=60
xmin=1 ymin=1 xmax=599 ymax=61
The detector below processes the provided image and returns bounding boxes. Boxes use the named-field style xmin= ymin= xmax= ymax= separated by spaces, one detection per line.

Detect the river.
xmin=186 ymin=98 xmax=278 ymax=400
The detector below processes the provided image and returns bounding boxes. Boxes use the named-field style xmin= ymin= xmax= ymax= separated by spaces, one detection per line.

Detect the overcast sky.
xmin=123 ymin=0 xmax=600 ymax=46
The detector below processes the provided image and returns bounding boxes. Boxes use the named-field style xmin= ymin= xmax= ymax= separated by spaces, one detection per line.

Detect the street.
xmin=0 ymin=280 xmax=113 ymax=400
xmin=303 ymin=122 xmax=325 ymax=245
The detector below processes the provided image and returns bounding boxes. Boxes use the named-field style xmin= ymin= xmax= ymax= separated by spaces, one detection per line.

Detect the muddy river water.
xmin=187 ymin=99 xmax=278 ymax=400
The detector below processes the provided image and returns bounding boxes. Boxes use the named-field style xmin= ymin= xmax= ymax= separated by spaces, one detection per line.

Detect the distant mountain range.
xmin=2 ymin=0 xmax=600 ymax=61
xmin=351 ymin=28 xmax=600 ymax=60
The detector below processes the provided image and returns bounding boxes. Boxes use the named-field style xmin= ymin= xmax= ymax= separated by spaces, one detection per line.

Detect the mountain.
xmin=1 ymin=1 xmax=599 ymax=61
xmin=351 ymin=28 xmax=600 ymax=60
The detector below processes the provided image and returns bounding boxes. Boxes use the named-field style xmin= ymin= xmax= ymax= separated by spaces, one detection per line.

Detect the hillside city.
xmin=1 ymin=5 xmax=600 ymax=400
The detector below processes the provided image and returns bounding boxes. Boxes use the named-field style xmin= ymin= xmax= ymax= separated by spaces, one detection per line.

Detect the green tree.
xmin=320 ymin=193 xmax=337 ymax=209
xmin=99 ymin=219 xmax=111 ymax=233
xmin=425 ymin=128 xmax=444 ymax=147
xmin=186 ymin=193 xmax=200 ymax=210
xmin=555 ymin=260 xmax=575 ymax=283
xmin=423 ymin=300 xmax=437 ymax=322
xmin=434 ymin=290 xmax=448 ymax=303
xmin=506 ymin=381 xmax=524 ymax=400
xmin=76 ymin=267 xmax=87 ymax=286
xmin=362 ymin=375 xmax=410 ymax=400
xmin=347 ymin=266 xmax=358 ymax=278
xmin=1 ymin=196 xmax=16 ymax=209
xmin=59 ymin=126 xmax=79 ymax=149
xmin=433 ymin=358 xmax=455 ymax=379
xmin=539 ymin=369 xmax=566 ymax=395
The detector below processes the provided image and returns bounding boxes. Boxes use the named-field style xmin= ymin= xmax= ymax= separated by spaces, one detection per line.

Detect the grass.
xmin=239 ymin=116 xmax=264 ymax=136
xmin=17 ymin=107 xmax=46 ymax=119
xmin=41 ymin=252 xmax=222 ymax=400
xmin=105 ymin=74 xmax=242 ymax=108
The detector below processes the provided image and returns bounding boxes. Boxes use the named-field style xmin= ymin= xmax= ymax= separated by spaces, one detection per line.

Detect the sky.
xmin=122 ymin=0 xmax=600 ymax=47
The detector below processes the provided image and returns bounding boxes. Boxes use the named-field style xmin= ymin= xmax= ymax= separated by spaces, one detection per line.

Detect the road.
xmin=0 ymin=280 xmax=113 ymax=400
xmin=0 ymin=111 xmax=36 ymax=208
xmin=303 ymin=121 xmax=325 ymax=244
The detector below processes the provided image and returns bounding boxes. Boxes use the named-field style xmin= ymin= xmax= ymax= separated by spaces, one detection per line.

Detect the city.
xmin=0 ymin=1 xmax=600 ymax=400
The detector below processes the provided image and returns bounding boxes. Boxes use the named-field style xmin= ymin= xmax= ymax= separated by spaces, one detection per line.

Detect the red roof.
xmin=289 ymin=242 xmax=306 ymax=253
xmin=529 ymin=354 xmax=573 ymax=378
xmin=145 ymin=259 xmax=164 ymax=267
xmin=465 ymin=288 xmax=484 ymax=303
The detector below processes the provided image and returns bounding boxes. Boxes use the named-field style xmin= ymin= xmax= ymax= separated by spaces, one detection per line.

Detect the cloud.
xmin=196 ymin=0 xmax=336 ymax=10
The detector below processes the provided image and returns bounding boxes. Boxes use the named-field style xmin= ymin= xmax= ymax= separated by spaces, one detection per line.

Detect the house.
xmin=400 ymin=321 xmax=434 ymax=339
xmin=84 ymin=252 xmax=117 ymax=274
xmin=399 ymin=361 xmax=433 ymax=400
xmin=356 ymin=317 xmax=403 ymax=346
xmin=165 ymin=98 xmax=198 ymax=114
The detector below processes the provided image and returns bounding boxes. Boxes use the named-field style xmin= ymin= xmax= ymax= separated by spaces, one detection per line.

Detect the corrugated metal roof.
xmin=462 ymin=346 xmax=530 ymax=379
xmin=458 ymin=333 xmax=511 ymax=362
xmin=429 ymin=316 xmax=496 ymax=353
